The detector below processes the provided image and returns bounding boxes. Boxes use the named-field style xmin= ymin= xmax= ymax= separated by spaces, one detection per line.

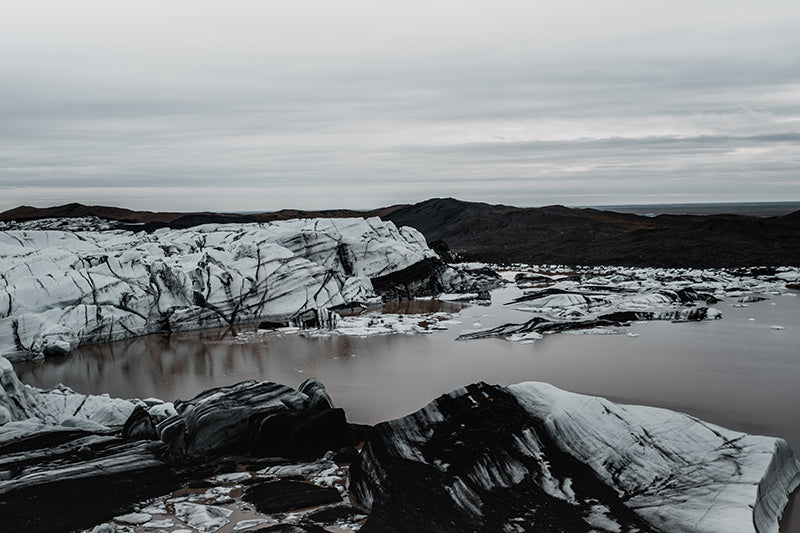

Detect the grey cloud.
xmin=0 ymin=1 xmax=798 ymax=211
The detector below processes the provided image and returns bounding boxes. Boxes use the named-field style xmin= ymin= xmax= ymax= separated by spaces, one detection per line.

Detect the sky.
xmin=1 ymin=0 xmax=799 ymax=212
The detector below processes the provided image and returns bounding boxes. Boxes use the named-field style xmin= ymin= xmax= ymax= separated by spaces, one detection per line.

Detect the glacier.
xmin=0 ymin=217 xmax=497 ymax=361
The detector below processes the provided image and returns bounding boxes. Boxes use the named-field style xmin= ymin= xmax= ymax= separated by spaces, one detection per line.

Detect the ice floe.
xmin=352 ymin=381 xmax=800 ymax=533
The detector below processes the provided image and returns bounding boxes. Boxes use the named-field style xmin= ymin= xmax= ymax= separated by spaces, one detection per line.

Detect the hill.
xmin=380 ymin=198 xmax=800 ymax=267
xmin=2 ymin=199 xmax=798 ymax=267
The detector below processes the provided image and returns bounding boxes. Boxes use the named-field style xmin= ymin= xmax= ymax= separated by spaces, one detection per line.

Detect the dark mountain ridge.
xmin=2 ymin=199 xmax=798 ymax=267
xmin=380 ymin=198 xmax=800 ymax=267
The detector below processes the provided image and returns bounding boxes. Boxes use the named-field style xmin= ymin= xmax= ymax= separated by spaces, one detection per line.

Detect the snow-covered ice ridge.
xmin=0 ymin=354 xmax=366 ymax=532
xmin=352 ymin=381 xmax=800 ymax=533
xmin=0 ymin=217 xmax=491 ymax=361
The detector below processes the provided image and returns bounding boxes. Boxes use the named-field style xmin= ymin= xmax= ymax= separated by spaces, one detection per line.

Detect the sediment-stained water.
xmin=13 ymin=285 xmax=800 ymax=531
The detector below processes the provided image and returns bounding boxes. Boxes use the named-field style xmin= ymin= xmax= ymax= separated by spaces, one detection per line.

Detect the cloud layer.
xmin=1 ymin=1 xmax=798 ymax=211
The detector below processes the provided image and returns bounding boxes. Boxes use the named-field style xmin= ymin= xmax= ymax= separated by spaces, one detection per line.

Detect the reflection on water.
xmin=379 ymin=299 xmax=469 ymax=315
xmin=13 ymin=287 xmax=800 ymax=531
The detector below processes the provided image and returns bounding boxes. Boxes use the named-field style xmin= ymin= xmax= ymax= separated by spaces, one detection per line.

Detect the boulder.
xmin=351 ymin=382 xmax=800 ymax=533
xmin=155 ymin=379 xmax=356 ymax=462
xmin=241 ymin=479 xmax=342 ymax=514
xmin=122 ymin=404 xmax=158 ymax=440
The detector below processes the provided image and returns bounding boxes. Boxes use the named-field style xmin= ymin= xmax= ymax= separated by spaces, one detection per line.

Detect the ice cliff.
xmin=0 ymin=217 xmax=497 ymax=361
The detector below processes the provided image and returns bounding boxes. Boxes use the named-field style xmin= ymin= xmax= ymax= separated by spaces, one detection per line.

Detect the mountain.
xmin=380 ymin=198 xmax=800 ymax=267
xmin=0 ymin=203 xmax=406 ymax=230
xmin=0 ymin=203 xmax=189 ymax=223
xmin=2 ymin=199 xmax=798 ymax=267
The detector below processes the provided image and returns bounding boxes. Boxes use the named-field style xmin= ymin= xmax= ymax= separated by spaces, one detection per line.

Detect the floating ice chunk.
xmin=258 ymin=459 xmax=342 ymax=487
xmin=509 ymin=332 xmax=543 ymax=342
xmin=89 ymin=524 xmax=133 ymax=533
xmin=114 ymin=512 xmax=152 ymax=525
xmin=233 ymin=519 xmax=270 ymax=531
xmin=141 ymin=504 xmax=167 ymax=515
xmin=439 ymin=293 xmax=480 ymax=301
xmin=174 ymin=502 xmax=233 ymax=533
xmin=565 ymin=328 xmax=625 ymax=336
xmin=210 ymin=471 xmax=251 ymax=483
xmin=143 ymin=519 xmax=174 ymax=528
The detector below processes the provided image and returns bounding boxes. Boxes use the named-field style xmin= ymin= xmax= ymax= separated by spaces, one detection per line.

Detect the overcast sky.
xmin=1 ymin=1 xmax=798 ymax=212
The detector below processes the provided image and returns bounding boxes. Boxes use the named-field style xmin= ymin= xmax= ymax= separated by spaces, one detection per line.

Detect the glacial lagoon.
xmin=14 ymin=283 xmax=800 ymax=531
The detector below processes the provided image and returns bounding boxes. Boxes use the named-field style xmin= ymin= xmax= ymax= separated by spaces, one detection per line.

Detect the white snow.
xmin=508 ymin=382 xmax=800 ymax=533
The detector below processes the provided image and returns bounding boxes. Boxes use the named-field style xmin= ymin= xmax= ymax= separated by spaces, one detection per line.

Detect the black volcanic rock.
xmin=156 ymin=379 xmax=356 ymax=462
xmin=242 ymin=479 xmax=342 ymax=513
xmin=0 ymin=433 xmax=181 ymax=533
xmin=122 ymin=404 xmax=158 ymax=440
xmin=298 ymin=378 xmax=335 ymax=410
xmin=428 ymin=239 xmax=459 ymax=262
xmin=370 ymin=257 xmax=448 ymax=300
xmin=249 ymin=408 xmax=353 ymax=460
xmin=456 ymin=307 xmax=718 ymax=341
xmin=370 ymin=257 xmax=502 ymax=301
